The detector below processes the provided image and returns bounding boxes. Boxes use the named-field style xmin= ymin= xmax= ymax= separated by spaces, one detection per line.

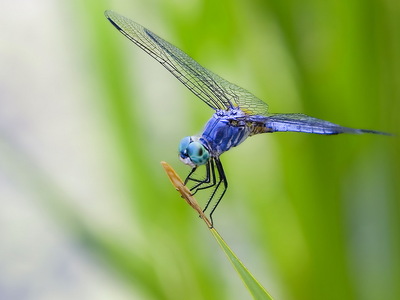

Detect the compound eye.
xmin=187 ymin=142 xmax=210 ymax=165
xmin=178 ymin=136 xmax=191 ymax=157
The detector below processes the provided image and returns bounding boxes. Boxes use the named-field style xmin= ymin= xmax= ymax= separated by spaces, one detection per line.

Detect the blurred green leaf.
xmin=211 ymin=228 xmax=274 ymax=300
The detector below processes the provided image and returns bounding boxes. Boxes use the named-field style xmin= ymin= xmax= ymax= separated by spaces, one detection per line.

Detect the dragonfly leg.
xmin=183 ymin=158 xmax=227 ymax=227
xmin=188 ymin=162 xmax=211 ymax=192
xmin=184 ymin=166 xmax=197 ymax=185
xmin=201 ymin=162 xmax=219 ymax=212
xmin=191 ymin=160 xmax=217 ymax=194
xmin=184 ymin=161 xmax=217 ymax=194
xmin=208 ymin=158 xmax=228 ymax=227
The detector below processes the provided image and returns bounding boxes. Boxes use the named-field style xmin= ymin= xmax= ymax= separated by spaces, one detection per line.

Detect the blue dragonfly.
xmin=105 ymin=11 xmax=389 ymax=225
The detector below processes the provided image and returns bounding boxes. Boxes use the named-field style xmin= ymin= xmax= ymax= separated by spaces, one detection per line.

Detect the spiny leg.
xmin=191 ymin=160 xmax=217 ymax=194
xmin=183 ymin=158 xmax=227 ymax=227
xmin=184 ymin=166 xmax=197 ymax=185
xmin=208 ymin=158 xmax=228 ymax=227
xmin=184 ymin=161 xmax=217 ymax=194
xmin=188 ymin=161 xmax=211 ymax=192
xmin=201 ymin=158 xmax=221 ymax=213
xmin=201 ymin=158 xmax=227 ymax=226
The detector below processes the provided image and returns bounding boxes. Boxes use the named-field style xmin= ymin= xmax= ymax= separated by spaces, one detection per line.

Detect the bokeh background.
xmin=1 ymin=0 xmax=399 ymax=299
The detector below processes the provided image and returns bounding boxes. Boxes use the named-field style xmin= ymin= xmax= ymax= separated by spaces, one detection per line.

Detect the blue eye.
xmin=179 ymin=136 xmax=191 ymax=156
xmin=178 ymin=137 xmax=210 ymax=166
xmin=187 ymin=142 xmax=210 ymax=165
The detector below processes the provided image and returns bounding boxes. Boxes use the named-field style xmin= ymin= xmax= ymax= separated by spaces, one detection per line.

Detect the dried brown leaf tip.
xmin=161 ymin=161 xmax=212 ymax=228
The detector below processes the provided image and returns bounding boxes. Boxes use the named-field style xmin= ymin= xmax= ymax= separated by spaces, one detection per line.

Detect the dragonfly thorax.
xmin=200 ymin=111 xmax=253 ymax=155
xmin=179 ymin=136 xmax=210 ymax=168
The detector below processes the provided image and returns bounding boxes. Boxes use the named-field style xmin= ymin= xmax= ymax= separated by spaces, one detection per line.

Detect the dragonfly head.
xmin=178 ymin=136 xmax=210 ymax=168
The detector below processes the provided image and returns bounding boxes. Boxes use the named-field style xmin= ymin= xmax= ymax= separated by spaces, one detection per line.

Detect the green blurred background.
xmin=1 ymin=0 xmax=399 ymax=299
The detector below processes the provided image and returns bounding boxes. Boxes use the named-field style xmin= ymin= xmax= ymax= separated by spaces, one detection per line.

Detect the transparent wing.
xmin=105 ymin=10 xmax=269 ymax=115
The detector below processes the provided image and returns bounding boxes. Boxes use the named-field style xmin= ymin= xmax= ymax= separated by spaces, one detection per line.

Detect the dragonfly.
xmin=105 ymin=10 xmax=389 ymax=225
